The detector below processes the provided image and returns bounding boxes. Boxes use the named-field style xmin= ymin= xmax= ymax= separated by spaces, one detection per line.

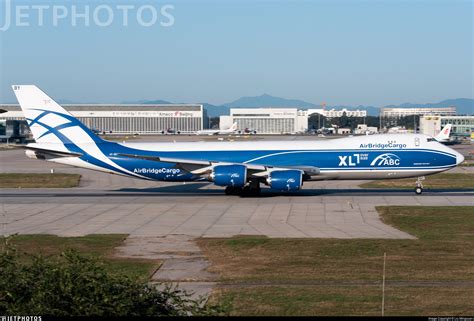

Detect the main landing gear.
xmin=225 ymin=181 xmax=261 ymax=196
xmin=224 ymin=186 xmax=242 ymax=195
xmin=415 ymin=176 xmax=425 ymax=195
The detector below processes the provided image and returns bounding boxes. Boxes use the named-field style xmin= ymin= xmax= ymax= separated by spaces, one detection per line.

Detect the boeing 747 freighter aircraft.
xmin=12 ymin=85 xmax=464 ymax=195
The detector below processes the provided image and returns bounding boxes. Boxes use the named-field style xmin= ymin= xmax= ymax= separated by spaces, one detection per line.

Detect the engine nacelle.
xmin=267 ymin=170 xmax=303 ymax=191
xmin=211 ymin=165 xmax=247 ymax=187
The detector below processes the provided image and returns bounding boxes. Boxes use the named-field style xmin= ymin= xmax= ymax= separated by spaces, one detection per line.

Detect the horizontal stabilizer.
xmin=22 ymin=145 xmax=83 ymax=158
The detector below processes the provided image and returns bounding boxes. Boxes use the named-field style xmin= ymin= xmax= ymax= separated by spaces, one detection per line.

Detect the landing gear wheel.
xmin=225 ymin=180 xmax=261 ymax=196
xmin=414 ymin=176 xmax=425 ymax=195
xmin=224 ymin=186 xmax=233 ymax=195
xmin=240 ymin=185 xmax=261 ymax=197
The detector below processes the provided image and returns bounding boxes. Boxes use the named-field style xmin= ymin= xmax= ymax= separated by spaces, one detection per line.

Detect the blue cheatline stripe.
xmin=36 ymin=121 xmax=81 ymax=140
xmin=31 ymin=108 xmax=104 ymax=144
xmin=26 ymin=115 xmax=139 ymax=178
xmin=26 ymin=110 xmax=49 ymax=127
xmin=25 ymin=110 xmax=150 ymax=178
xmin=25 ymin=118 xmax=73 ymax=145
xmin=109 ymin=146 xmax=456 ymax=159
xmin=66 ymin=142 xmax=140 ymax=178
xmin=120 ymin=148 xmax=456 ymax=159
xmin=320 ymin=165 xmax=456 ymax=171
xmin=242 ymin=149 xmax=456 ymax=162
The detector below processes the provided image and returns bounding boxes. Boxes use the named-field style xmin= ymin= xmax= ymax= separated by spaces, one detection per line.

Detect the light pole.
xmin=379 ymin=111 xmax=382 ymax=132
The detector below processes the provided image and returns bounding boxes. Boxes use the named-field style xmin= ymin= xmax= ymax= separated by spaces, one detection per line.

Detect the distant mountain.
xmin=208 ymin=93 xmax=319 ymax=117
xmin=223 ymin=93 xmax=317 ymax=108
xmin=119 ymin=96 xmax=473 ymax=117
xmin=202 ymin=103 xmax=230 ymax=117
xmin=122 ymin=99 xmax=173 ymax=104
xmin=221 ymin=94 xmax=381 ymax=116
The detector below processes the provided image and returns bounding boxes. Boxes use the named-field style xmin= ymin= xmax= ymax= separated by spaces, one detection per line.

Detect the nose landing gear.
xmin=415 ymin=176 xmax=425 ymax=195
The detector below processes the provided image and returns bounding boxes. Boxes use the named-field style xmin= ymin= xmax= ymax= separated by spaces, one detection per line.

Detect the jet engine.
xmin=210 ymin=165 xmax=247 ymax=187
xmin=267 ymin=170 xmax=303 ymax=191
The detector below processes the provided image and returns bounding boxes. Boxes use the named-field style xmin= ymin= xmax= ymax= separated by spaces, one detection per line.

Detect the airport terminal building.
xmin=220 ymin=108 xmax=308 ymax=134
xmin=420 ymin=115 xmax=474 ymax=138
xmin=0 ymin=104 xmax=206 ymax=139
xmin=307 ymin=108 xmax=367 ymax=118
xmin=381 ymin=106 xmax=457 ymax=117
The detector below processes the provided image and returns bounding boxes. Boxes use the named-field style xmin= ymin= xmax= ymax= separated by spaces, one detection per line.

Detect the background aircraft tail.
xmin=435 ymin=124 xmax=452 ymax=142
xmin=12 ymin=85 xmax=104 ymax=145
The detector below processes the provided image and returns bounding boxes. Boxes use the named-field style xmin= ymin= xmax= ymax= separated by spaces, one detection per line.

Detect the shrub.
xmin=0 ymin=239 xmax=222 ymax=316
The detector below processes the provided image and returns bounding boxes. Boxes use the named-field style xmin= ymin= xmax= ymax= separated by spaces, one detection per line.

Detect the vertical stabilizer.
xmin=12 ymin=85 xmax=103 ymax=145
xmin=435 ymin=124 xmax=452 ymax=142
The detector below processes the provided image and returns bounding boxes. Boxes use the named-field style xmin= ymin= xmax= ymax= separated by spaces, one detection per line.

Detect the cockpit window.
xmin=427 ymin=137 xmax=436 ymax=142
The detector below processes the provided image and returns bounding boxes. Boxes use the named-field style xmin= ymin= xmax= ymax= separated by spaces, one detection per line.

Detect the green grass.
xmin=359 ymin=173 xmax=474 ymax=189
xmin=1 ymin=234 xmax=160 ymax=281
xmin=199 ymin=206 xmax=474 ymax=316
xmin=210 ymin=286 xmax=474 ymax=316
xmin=212 ymin=286 xmax=382 ymax=316
xmin=0 ymin=173 xmax=81 ymax=188
xmin=460 ymin=162 xmax=474 ymax=167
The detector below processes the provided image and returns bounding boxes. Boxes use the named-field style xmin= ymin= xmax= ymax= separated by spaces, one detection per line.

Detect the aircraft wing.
xmin=116 ymin=153 xmax=320 ymax=177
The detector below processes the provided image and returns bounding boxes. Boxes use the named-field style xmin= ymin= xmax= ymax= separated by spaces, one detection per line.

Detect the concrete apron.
xmin=115 ymin=235 xmax=218 ymax=302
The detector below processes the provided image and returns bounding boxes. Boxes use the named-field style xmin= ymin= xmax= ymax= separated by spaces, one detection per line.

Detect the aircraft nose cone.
xmin=456 ymin=152 xmax=465 ymax=165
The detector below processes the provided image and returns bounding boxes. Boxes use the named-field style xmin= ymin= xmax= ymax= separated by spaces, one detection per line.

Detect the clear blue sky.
xmin=0 ymin=0 xmax=472 ymax=106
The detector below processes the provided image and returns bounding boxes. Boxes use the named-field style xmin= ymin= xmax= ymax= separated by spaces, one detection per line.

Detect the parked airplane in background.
xmin=237 ymin=127 xmax=257 ymax=135
xmin=196 ymin=122 xmax=238 ymax=135
xmin=434 ymin=124 xmax=456 ymax=145
xmin=12 ymin=85 xmax=464 ymax=196
xmin=161 ymin=128 xmax=180 ymax=135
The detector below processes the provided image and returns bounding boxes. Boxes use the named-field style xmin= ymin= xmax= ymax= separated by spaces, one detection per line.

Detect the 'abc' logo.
xmin=370 ymin=153 xmax=401 ymax=166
